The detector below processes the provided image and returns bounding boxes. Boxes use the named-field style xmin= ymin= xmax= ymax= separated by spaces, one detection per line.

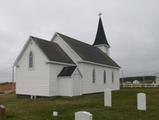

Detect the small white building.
xmin=156 ymin=73 xmax=159 ymax=84
xmin=14 ymin=16 xmax=120 ymax=97
xmin=133 ymin=80 xmax=140 ymax=84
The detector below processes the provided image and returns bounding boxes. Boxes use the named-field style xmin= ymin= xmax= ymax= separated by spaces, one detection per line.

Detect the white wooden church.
xmin=14 ymin=16 xmax=120 ymax=97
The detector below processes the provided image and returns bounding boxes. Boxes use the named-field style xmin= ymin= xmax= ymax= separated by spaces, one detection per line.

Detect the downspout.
xmin=12 ymin=65 xmax=14 ymax=83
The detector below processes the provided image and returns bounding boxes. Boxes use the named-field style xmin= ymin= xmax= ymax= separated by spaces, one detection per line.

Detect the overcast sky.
xmin=0 ymin=0 xmax=159 ymax=82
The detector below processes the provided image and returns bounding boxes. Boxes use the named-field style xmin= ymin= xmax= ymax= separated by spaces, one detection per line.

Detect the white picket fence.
xmin=120 ymin=83 xmax=159 ymax=88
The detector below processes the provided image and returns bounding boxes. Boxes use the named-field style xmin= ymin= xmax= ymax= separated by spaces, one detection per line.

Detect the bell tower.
xmin=93 ymin=13 xmax=110 ymax=55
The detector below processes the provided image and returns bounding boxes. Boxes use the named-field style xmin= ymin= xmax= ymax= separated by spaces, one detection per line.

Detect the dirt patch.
xmin=0 ymin=83 xmax=15 ymax=94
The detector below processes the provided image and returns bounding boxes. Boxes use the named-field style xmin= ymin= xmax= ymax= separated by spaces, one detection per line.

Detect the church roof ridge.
xmin=56 ymin=32 xmax=92 ymax=46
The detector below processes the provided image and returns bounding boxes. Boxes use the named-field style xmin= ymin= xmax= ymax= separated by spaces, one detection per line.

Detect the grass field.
xmin=0 ymin=88 xmax=159 ymax=120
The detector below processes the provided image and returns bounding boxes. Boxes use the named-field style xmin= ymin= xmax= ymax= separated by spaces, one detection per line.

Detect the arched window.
xmin=104 ymin=70 xmax=106 ymax=84
xmin=29 ymin=51 xmax=33 ymax=68
xmin=92 ymin=68 xmax=95 ymax=83
xmin=112 ymin=71 xmax=114 ymax=83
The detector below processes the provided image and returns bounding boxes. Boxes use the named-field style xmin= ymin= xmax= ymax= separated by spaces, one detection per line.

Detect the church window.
xmin=112 ymin=71 xmax=114 ymax=83
xmin=104 ymin=70 xmax=106 ymax=84
xmin=29 ymin=51 xmax=34 ymax=68
xmin=92 ymin=68 xmax=95 ymax=83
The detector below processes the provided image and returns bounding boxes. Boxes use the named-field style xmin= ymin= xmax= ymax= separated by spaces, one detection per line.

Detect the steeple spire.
xmin=93 ymin=14 xmax=110 ymax=47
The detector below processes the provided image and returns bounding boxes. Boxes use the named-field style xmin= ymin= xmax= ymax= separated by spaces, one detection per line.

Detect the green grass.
xmin=0 ymin=88 xmax=159 ymax=120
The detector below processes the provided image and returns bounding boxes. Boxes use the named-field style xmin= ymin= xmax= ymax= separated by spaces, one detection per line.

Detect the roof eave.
xmin=46 ymin=61 xmax=76 ymax=66
xmin=78 ymin=60 xmax=120 ymax=69
xmin=57 ymin=76 xmax=72 ymax=78
xmin=94 ymin=44 xmax=111 ymax=48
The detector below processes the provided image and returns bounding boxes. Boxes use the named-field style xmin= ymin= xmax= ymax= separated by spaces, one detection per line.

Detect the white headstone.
xmin=30 ymin=95 xmax=33 ymax=100
xmin=53 ymin=111 xmax=58 ymax=117
xmin=104 ymin=88 xmax=112 ymax=107
xmin=75 ymin=111 xmax=92 ymax=120
xmin=34 ymin=96 xmax=37 ymax=100
xmin=137 ymin=93 xmax=146 ymax=111
xmin=0 ymin=105 xmax=5 ymax=109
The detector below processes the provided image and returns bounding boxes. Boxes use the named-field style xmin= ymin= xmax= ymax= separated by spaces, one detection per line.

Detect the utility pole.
xmin=121 ymin=70 xmax=124 ymax=83
xmin=143 ymin=76 xmax=145 ymax=83
xmin=155 ymin=72 xmax=159 ymax=84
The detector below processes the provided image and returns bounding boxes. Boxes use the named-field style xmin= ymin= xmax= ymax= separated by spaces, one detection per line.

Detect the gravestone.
xmin=0 ymin=105 xmax=5 ymax=118
xmin=34 ymin=96 xmax=37 ymax=100
xmin=137 ymin=93 xmax=146 ymax=111
xmin=104 ymin=88 xmax=112 ymax=107
xmin=75 ymin=111 xmax=92 ymax=120
xmin=30 ymin=95 xmax=37 ymax=100
xmin=30 ymin=95 xmax=33 ymax=100
xmin=53 ymin=111 xmax=58 ymax=117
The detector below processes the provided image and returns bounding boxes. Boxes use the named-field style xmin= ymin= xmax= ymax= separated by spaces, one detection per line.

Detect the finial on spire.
xmin=98 ymin=12 xmax=102 ymax=17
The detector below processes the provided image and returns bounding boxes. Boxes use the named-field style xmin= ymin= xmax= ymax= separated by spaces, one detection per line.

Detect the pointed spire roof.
xmin=93 ymin=15 xmax=110 ymax=47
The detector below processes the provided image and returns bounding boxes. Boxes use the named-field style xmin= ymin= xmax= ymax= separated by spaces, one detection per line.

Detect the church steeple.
xmin=93 ymin=14 xmax=110 ymax=55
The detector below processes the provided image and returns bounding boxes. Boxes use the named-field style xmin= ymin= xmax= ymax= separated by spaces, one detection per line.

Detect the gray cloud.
xmin=0 ymin=0 xmax=159 ymax=82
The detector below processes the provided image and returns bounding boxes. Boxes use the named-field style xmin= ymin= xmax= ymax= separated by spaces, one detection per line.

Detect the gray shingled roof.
xmin=57 ymin=33 xmax=120 ymax=68
xmin=31 ymin=36 xmax=75 ymax=64
xmin=58 ymin=66 xmax=77 ymax=77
